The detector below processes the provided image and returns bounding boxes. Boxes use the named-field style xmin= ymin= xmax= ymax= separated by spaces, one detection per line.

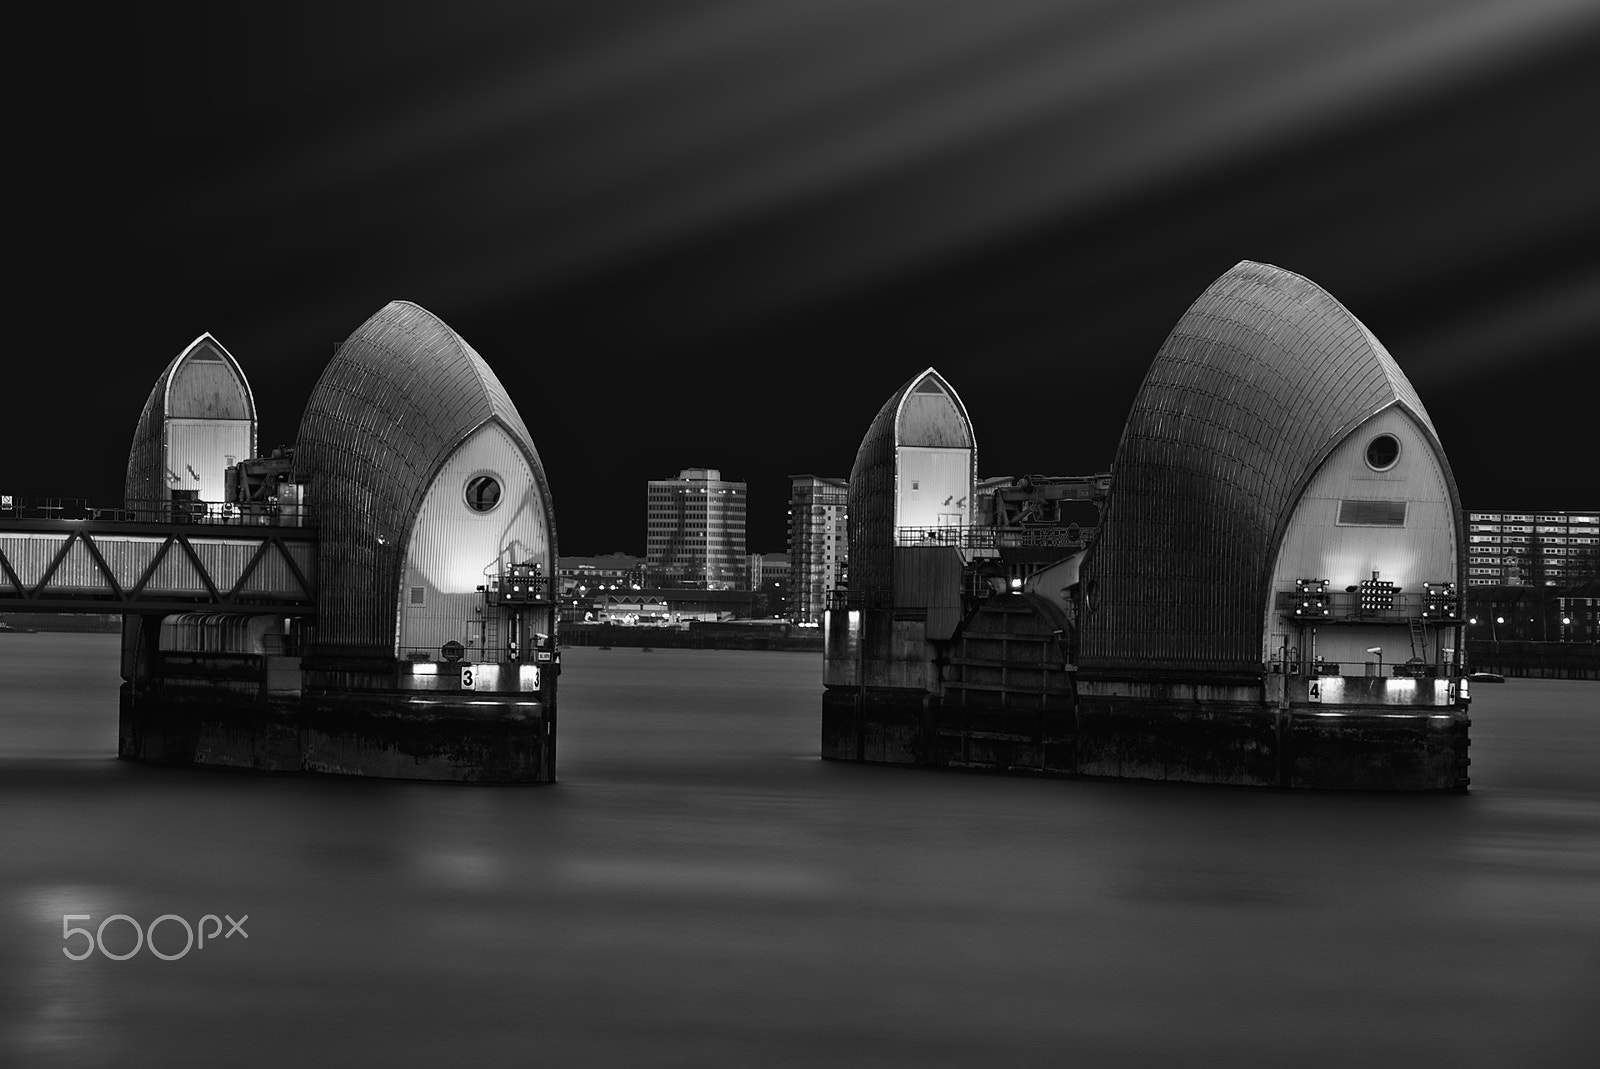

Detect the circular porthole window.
xmin=464 ymin=474 xmax=502 ymax=512
xmin=1365 ymin=433 xmax=1400 ymax=472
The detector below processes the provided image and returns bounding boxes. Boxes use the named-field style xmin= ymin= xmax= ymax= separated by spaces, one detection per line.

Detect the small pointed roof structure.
xmin=294 ymin=300 xmax=555 ymax=657
xmin=846 ymin=368 xmax=975 ymax=600
xmin=125 ymin=333 xmax=257 ymax=506
xmin=1077 ymin=260 xmax=1461 ymax=678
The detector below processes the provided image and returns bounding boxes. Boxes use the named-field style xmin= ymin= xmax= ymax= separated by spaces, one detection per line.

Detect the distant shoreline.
xmin=0 ymin=613 xmax=120 ymax=633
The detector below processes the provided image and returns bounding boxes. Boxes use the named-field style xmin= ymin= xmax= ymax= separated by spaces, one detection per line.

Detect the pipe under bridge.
xmin=0 ymin=516 xmax=316 ymax=615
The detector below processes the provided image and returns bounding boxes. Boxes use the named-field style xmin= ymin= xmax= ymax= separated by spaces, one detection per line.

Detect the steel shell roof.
xmin=1077 ymin=260 xmax=1458 ymax=678
xmin=294 ymin=301 xmax=554 ymax=656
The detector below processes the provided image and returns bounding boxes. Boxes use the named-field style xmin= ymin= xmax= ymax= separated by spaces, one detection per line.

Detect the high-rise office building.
xmin=646 ymin=468 xmax=747 ymax=589
xmin=787 ymin=475 xmax=848 ymax=624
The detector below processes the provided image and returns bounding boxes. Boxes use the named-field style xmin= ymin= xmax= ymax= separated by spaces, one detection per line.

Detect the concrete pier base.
xmin=822 ymin=684 xmax=1470 ymax=792
xmin=119 ymin=682 xmax=555 ymax=783
xmin=821 ymin=686 xmax=930 ymax=764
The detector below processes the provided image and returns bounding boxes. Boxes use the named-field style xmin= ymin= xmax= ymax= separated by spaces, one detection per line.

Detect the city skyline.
xmin=7 ymin=3 xmax=1600 ymax=555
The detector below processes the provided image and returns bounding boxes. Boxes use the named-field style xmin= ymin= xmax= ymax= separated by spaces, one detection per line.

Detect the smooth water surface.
xmin=1 ymin=635 xmax=1596 ymax=1066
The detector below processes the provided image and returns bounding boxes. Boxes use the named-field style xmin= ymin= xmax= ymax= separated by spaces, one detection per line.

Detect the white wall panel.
xmin=895 ymin=446 xmax=973 ymax=530
xmin=166 ymin=419 xmax=253 ymax=502
xmin=399 ymin=421 xmax=553 ymax=657
xmin=1267 ymin=407 xmax=1458 ymax=667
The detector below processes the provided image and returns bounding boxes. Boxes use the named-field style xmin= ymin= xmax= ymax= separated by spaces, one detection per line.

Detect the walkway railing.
xmin=893 ymin=525 xmax=1091 ymax=550
xmin=1274 ymin=590 xmax=1464 ymax=624
xmin=0 ymin=497 xmax=310 ymax=528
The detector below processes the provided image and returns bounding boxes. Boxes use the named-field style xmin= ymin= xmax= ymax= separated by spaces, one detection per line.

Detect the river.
xmin=1 ymin=634 xmax=1596 ymax=1066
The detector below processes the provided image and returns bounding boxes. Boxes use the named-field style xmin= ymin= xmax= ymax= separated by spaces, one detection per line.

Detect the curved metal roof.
xmin=125 ymin=334 xmax=257 ymax=507
xmin=294 ymin=301 xmax=555 ymax=656
xmin=1077 ymin=260 xmax=1459 ymax=678
xmin=846 ymin=368 xmax=974 ymax=600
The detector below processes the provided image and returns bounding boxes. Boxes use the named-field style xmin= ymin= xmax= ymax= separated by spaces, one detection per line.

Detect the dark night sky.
xmin=6 ymin=1 xmax=1599 ymax=555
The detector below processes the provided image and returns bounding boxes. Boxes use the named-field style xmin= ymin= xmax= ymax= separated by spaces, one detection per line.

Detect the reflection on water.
xmin=2 ymin=636 xmax=1597 ymax=1066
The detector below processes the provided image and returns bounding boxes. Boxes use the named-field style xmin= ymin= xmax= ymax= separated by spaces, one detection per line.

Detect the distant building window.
xmin=1364 ymin=433 xmax=1401 ymax=471
xmin=1337 ymin=499 xmax=1408 ymax=526
xmin=465 ymin=474 xmax=502 ymax=513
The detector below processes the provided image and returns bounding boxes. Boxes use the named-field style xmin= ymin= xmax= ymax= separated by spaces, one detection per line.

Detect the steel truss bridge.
xmin=0 ymin=518 xmax=316 ymax=615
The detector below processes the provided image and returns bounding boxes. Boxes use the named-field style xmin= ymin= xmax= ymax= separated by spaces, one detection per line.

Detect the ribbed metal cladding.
xmin=125 ymin=335 xmax=256 ymax=508
xmin=846 ymin=368 xmax=974 ymax=601
xmin=1078 ymin=261 xmax=1458 ymax=678
xmin=293 ymin=301 xmax=556 ymax=656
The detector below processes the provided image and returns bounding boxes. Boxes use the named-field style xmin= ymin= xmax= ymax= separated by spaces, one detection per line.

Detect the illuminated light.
xmin=1358 ymin=574 xmax=1398 ymax=612
xmin=1293 ymin=578 xmax=1329 ymax=617
xmin=407 ymin=698 xmax=440 ymax=705
xmin=1386 ymin=678 xmax=1416 ymax=694
xmin=1421 ymin=580 xmax=1462 ymax=621
xmin=1009 ymin=577 xmax=1023 ymax=591
xmin=467 ymin=700 xmax=501 ymax=706
xmin=410 ymin=662 xmax=438 ymax=676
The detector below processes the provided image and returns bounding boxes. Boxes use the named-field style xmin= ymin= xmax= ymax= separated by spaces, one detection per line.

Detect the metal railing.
xmin=1274 ymin=590 xmax=1463 ymax=624
xmin=994 ymin=525 xmax=1091 ymax=550
xmin=1293 ymin=660 xmax=1445 ymax=678
xmin=0 ymin=497 xmax=311 ymax=528
xmin=0 ymin=497 xmax=92 ymax=520
xmin=826 ymin=589 xmax=891 ymax=611
xmin=893 ymin=525 xmax=1092 ymax=550
xmin=895 ymin=525 xmax=992 ymax=549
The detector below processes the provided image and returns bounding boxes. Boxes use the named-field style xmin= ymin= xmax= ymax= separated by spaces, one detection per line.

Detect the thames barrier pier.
xmin=823 ymin=261 xmax=1472 ymax=791
xmin=1 ymin=302 xmax=560 ymax=781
